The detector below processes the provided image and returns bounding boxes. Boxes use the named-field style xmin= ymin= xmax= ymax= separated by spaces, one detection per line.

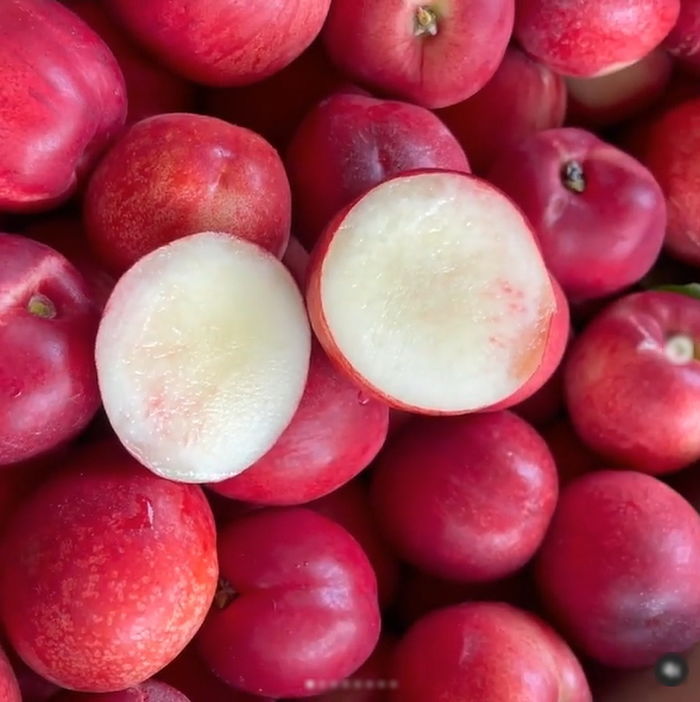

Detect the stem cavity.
xmin=665 ymin=334 xmax=697 ymax=365
xmin=562 ymin=160 xmax=586 ymax=194
xmin=414 ymin=6 xmax=438 ymax=37
xmin=214 ymin=578 xmax=237 ymax=610
xmin=27 ymin=294 xmax=56 ymax=319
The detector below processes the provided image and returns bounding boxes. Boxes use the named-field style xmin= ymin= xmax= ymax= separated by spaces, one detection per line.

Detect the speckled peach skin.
xmin=0 ymin=441 xmax=218 ymax=692
xmin=84 ymin=113 xmax=291 ymax=273
xmin=0 ymin=0 xmax=126 ymax=213
xmin=53 ymin=679 xmax=190 ymax=701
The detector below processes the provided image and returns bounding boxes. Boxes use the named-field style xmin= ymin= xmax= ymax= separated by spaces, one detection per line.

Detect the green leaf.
xmin=653 ymin=283 xmax=700 ymax=301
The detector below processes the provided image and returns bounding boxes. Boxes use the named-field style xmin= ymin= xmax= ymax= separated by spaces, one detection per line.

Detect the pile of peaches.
xmin=3 ymin=0 xmax=700 ymax=700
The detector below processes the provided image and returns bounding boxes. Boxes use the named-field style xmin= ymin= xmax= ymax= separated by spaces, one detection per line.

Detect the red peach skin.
xmin=106 ymin=0 xmax=331 ymax=86
xmin=308 ymin=479 xmax=400 ymax=609
xmin=536 ymin=470 xmax=700 ymax=667
xmin=0 ymin=442 xmax=218 ymax=692
xmin=643 ymin=98 xmax=700 ymax=266
xmin=52 ymin=680 xmax=189 ymax=701
xmin=371 ymin=411 xmax=558 ymax=582
xmin=0 ymin=647 xmax=21 ymax=702
xmin=64 ymin=0 xmax=194 ymax=124
xmin=515 ymin=0 xmax=680 ymax=78
xmin=196 ymin=508 xmax=380 ymax=699
xmin=487 ymin=128 xmax=667 ymax=302
xmin=84 ymin=113 xmax=291 ymax=273
xmin=209 ymin=342 xmax=389 ymax=506
xmin=437 ymin=46 xmax=567 ymax=174
xmin=0 ymin=234 xmax=101 ymax=466
xmin=565 ymin=291 xmax=700 ymax=474
xmin=322 ymin=0 xmax=514 ymax=109
xmin=0 ymin=0 xmax=126 ymax=212
xmin=390 ymin=602 xmax=592 ymax=702
xmin=286 ymin=92 xmax=470 ymax=248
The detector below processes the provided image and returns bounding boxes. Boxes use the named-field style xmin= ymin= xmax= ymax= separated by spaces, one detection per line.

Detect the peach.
xmin=85 ymin=113 xmax=291 ymax=273
xmin=106 ymin=0 xmax=331 ymax=86
xmin=0 ymin=0 xmax=126 ymax=212
xmin=322 ymin=0 xmax=514 ymax=108
xmin=515 ymin=0 xmax=680 ymax=77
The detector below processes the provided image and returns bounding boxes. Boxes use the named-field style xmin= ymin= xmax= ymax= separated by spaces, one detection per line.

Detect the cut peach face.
xmin=307 ymin=171 xmax=557 ymax=414
xmin=96 ymin=232 xmax=311 ymax=483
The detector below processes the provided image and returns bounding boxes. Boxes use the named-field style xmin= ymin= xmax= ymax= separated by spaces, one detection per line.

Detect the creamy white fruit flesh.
xmin=316 ymin=171 xmax=555 ymax=413
xmin=96 ymin=232 xmax=311 ymax=483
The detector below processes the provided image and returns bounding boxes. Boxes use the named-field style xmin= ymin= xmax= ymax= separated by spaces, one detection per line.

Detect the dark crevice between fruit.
xmin=214 ymin=578 xmax=237 ymax=610
xmin=561 ymin=160 xmax=586 ymax=194
xmin=414 ymin=6 xmax=438 ymax=37
xmin=27 ymin=294 xmax=56 ymax=319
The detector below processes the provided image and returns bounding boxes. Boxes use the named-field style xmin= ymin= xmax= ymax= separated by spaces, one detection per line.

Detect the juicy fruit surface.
xmin=96 ymin=232 xmax=311 ymax=482
xmin=312 ymin=171 xmax=556 ymax=412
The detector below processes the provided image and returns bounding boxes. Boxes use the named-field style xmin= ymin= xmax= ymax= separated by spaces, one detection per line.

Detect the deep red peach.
xmin=84 ymin=113 xmax=291 ymax=273
xmin=196 ymin=508 xmax=380 ymax=699
xmin=487 ymin=128 xmax=666 ymax=301
xmin=390 ymin=602 xmax=592 ymax=701
xmin=0 ymin=234 xmax=100 ymax=466
xmin=536 ymin=470 xmax=700 ymax=667
xmin=322 ymin=0 xmax=514 ymax=109
xmin=565 ymin=290 xmax=700 ymax=474
xmin=371 ymin=411 xmax=558 ymax=582
xmin=0 ymin=0 xmax=126 ymax=212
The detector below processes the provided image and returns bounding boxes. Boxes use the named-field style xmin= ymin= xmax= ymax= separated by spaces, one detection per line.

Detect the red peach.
xmin=52 ymin=680 xmax=189 ymax=701
xmin=512 ymin=361 xmax=565 ymax=427
xmin=565 ymin=290 xmax=700 ymax=474
xmin=390 ymin=602 xmax=592 ymax=702
xmin=642 ymin=97 xmax=700 ymax=265
xmin=322 ymin=0 xmax=514 ymax=109
xmin=437 ymin=46 xmax=567 ymax=174
xmin=84 ymin=113 xmax=291 ymax=273
xmin=106 ymin=0 xmax=331 ymax=86
xmin=371 ymin=411 xmax=558 ymax=582
xmin=515 ymin=0 xmax=680 ymax=78
xmin=0 ymin=234 xmax=100 ymax=466
xmin=286 ymin=92 xmax=470 ymax=248
xmin=487 ymin=128 xmax=666 ymax=301
xmin=0 ymin=441 xmax=218 ymax=691
xmin=63 ymin=0 xmax=194 ymax=124
xmin=0 ymin=647 xmax=21 ymax=702
xmin=566 ymin=49 xmax=673 ymax=128
xmin=0 ymin=0 xmax=126 ymax=212
xmin=196 ymin=508 xmax=380 ymax=699
xmin=209 ymin=342 xmax=389 ymax=506
xmin=536 ymin=470 xmax=700 ymax=667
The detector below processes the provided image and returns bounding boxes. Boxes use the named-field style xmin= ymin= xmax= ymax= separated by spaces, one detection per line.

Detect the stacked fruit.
xmin=2 ymin=0 xmax=700 ymax=700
